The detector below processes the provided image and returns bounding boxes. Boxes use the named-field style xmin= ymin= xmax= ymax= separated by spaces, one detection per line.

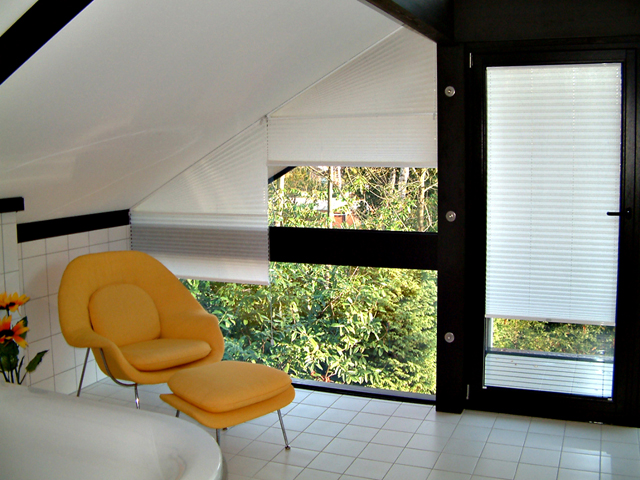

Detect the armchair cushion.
xmin=89 ymin=284 xmax=161 ymax=347
xmin=120 ymin=338 xmax=212 ymax=371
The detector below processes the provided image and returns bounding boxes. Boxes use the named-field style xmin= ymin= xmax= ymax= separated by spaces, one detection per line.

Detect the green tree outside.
xmin=184 ymin=264 xmax=437 ymax=394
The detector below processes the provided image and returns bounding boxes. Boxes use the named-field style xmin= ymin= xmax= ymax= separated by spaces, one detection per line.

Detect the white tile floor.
xmin=79 ymin=378 xmax=640 ymax=480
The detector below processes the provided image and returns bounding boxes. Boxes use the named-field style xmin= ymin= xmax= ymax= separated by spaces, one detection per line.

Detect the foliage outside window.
xmin=269 ymin=166 xmax=438 ymax=232
xmin=490 ymin=318 xmax=614 ymax=358
xmin=184 ymin=265 xmax=437 ymax=394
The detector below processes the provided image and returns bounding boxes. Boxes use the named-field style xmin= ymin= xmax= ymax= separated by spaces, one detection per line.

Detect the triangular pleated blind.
xmin=485 ymin=63 xmax=622 ymax=326
xmin=131 ymin=121 xmax=268 ymax=284
xmin=267 ymin=27 xmax=437 ymax=167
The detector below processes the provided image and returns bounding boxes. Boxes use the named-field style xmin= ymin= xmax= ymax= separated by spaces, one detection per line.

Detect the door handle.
xmin=606 ymin=208 xmax=632 ymax=218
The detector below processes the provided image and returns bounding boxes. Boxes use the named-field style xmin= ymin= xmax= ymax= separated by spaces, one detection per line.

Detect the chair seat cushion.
xmin=120 ymin=338 xmax=211 ymax=371
xmin=167 ymin=361 xmax=292 ymax=413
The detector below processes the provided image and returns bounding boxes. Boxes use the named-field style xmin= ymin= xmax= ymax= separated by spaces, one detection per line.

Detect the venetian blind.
xmin=485 ymin=63 xmax=622 ymax=326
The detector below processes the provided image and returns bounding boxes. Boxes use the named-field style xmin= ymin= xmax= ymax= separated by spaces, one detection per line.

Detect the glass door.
xmin=482 ymin=62 xmax=624 ymax=399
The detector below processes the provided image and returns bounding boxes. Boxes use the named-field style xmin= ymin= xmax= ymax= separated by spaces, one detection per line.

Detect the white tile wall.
xmin=12 ymin=225 xmax=131 ymax=393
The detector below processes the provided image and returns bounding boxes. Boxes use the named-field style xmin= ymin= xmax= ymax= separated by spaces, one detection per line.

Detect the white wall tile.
xmin=54 ymin=368 xmax=78 ymax=395
xmin=2 ymin=221 xmax=19 ymax=273
xmin=109 ymin=239 xmax=129 ymax=251
xmin=1 ymin=212 xmax=17 ymax=224
xmin=46 ymin=250 xmax=69 ymax=295
xmin=96 ymin=363 xmax=108 ymax=381
xmin=89 ymin=243 xmax=109 ymax=254
xmin=69 ymin=246 xmax=90 ymax=262
xmin=0 ymin=226 xmax=4 ymax=277
xmin=24 ymin=296 xmax=51 ymax=342
xmin=69 ymin=232 xmax=90 ymax=249
xmin=21 ymin=239 xmax=46 ymax=259
xmin=45 ymin=235 xmax=69 ymax=254
xmin=77 ymin=360 xmax=97 ymax=388
xmin=49 ymin=293 xmax=60 ymax=335
xmin=51 ymin=332 xmax=77 ymax=375
xmin=31 ymin=377 xmax=55 ymax=392
xmin=89 ymin=228 xmax=109 ymax=245
xmin=22 ymin=255 xmax=49 ymax=299
xmin=75 ymin=346 xmax=89 ymax=366
xmin=27 ymin=337 xmax=53 ymax=384
xmin=4 ymin=270 xmax=21 ymax=296
xmin=109 ymin=225 xmax=129 ymax=241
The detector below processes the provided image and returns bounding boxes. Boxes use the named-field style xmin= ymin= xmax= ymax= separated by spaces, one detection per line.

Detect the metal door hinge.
xmin=466 ymin=384 xmax=470 ymax=400
xmin=469 ymin=53 xmax=473 ymax=68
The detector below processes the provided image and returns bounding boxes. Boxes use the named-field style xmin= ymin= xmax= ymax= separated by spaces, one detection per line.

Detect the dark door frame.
xmin=441 ymin=44 xmax=640 ymax=427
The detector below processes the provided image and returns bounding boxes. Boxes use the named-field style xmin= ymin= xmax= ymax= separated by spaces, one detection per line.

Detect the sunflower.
xmin=0 ymin=316 xmax=29 ymax=348
xmin=0 ymin=292 xmax=30 ymax=312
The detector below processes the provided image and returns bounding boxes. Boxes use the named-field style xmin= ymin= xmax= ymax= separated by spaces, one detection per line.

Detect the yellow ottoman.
xmin=160 ymin=361 xmax=295 ymax=447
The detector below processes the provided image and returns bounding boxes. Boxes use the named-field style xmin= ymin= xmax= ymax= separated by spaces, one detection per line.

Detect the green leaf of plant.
xmin=26 ymin=350 xmax=48 ymax=373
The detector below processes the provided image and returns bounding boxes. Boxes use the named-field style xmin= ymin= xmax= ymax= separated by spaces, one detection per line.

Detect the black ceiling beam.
xmin=365 ymin=0 xmax=453 ymax=44
xmin=0 ymin=0 xmax=94 ymax=85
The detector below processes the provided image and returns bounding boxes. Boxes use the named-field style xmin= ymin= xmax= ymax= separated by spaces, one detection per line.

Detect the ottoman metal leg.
xmin=277 ymin=410 xmax=291 ymax=449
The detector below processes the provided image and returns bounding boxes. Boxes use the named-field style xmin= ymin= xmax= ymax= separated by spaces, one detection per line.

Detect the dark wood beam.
xmin=0 ymin=197 xmax=25 ymax=214
xmin=0 ymin=0 xmax=94 ymax=85
xmin=17 ymin=210 xmax=129 ymax=243
xmin=435 ymin=44 xmax=467 ymax=413
xmin=365 ymin=0 xmax=453 ymax=43
xmin=270 ymin=227 xmax=437 ymax=270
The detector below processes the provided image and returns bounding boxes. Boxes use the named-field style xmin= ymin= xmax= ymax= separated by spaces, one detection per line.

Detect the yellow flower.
xmin=0 ymin=316 xmax=29 ymax=348
xmin=0 ymin=292 xmax=30 ymax=312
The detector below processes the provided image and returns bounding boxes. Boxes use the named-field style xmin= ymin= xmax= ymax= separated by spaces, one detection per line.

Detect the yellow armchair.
xmin=58 ymin=251 xmax=224 ymax=406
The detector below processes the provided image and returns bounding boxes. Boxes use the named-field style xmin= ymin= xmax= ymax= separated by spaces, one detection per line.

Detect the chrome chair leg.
xmin=76 ymin=348 xmax=91 ymax=397
xmin=277 ymin=409 xmax=291 ymax=449
xmin=134 ymin=384 xmax=140 ymax=409
xmin=99 ymin=349 xmax=140 ymax=409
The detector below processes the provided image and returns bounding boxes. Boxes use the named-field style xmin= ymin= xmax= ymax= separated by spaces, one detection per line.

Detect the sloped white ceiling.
xmin=0 ymin=0 xmax=400 ymax=223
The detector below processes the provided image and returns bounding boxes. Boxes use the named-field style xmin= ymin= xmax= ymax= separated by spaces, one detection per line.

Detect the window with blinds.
xmin=131 ymin=121 xmax=269 ymax=284
xmin=485 ymin=63 xmax=622 ymax=327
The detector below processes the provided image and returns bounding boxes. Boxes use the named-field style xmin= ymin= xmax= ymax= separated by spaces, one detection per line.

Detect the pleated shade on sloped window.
xmin=131 ymin=121 xmax=269 ymax=284
xmin=267 ymin=27 xmax=437 ymax=168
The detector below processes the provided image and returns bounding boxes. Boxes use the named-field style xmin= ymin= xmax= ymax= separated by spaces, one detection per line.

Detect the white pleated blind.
xmin=131 ymin=122 xmax=268 ymax=284
xmin=485 ymin=64 xmax=622 ymax=326
xmin=267 ymin=27 xmax=437 ymax=167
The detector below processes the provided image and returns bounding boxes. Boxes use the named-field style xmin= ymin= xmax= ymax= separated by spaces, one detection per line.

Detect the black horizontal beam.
xmin=269 ymin=226 xmax=437 ymax=270
xmin=1 ymin=0 xmax=94 ymax=85
xmin=0 ymin=197 xmax=25 ymax=214
xmin=17 ymin=209 xmax=129 ymax=243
